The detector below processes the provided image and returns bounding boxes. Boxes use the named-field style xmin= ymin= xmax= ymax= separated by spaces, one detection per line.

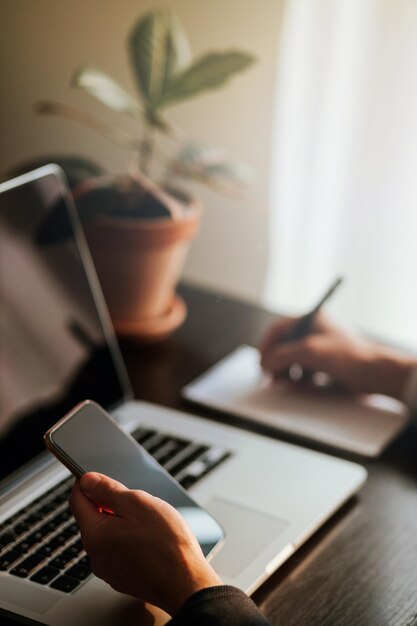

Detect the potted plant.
xmin=36 ymin=8 xmax=255 ymax=342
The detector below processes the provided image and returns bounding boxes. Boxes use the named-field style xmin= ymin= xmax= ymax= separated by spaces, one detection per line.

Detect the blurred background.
xmin=1 ymin=0 xmax=417 ymax=350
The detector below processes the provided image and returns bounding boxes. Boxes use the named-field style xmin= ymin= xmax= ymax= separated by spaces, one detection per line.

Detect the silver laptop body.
xmin=0 ymin=166 xmax=366 ymax=625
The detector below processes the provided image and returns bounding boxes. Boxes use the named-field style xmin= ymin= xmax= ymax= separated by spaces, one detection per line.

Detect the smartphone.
xmin=44 ymin=400 xmax=224 ymax=558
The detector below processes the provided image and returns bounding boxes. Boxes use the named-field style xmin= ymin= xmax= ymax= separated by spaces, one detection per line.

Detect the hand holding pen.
xmin=259 ymin=277 xmax=344 ymax=383
xmin=259 ymin=276 xmax=415 ymax=399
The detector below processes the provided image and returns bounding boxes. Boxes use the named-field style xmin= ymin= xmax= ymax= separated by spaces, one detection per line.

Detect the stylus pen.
xmin=279 ymin=276 xmax=344 ymax=345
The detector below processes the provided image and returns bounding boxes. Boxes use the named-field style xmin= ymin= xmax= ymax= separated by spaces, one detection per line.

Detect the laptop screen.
xmin=0 ymin=166 xmax=130 ymax=483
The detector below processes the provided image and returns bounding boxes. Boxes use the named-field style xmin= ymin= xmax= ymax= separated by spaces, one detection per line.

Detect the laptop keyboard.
xmin=133 ymin=426 xmax=231 ymax=490
xmin=0 ymin=427 xmax=231 ymax=593
xmin=0 ymin=478 xmax=85 ymax=593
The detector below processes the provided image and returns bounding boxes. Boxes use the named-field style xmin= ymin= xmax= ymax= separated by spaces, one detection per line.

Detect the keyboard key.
xmin=49 ymin=551 xmax=74 ymax=570
xmin=0 ymin=531 xmax=15 ymax=550
xmin=28 ymin=525 xmax=53 ymax=543
xmin=179 ymin=475 xmax=198 ymax=490
xmin=144 ymin=435 xmax=171 ymax=456
xmin=10 ymin=553 xmax=45 ymax=577
xmin=51 ymin=510 xmax=72 ymax=526
xmin=52 ymin=530 xmax=72 ymax=547
xmin=72 ymin=539 xmax=83 ymax=552
xmin=50 ymin=575 xmax=80 ymax=593
xmin=36 ymin=502 xmax=57 ymax=516
xmin=66 ymin=563 xmax=91 ymax=581
xmin=30 ymin=565 xmax=60 ymax=585
xmin=168 ymin=445 xmax=209 ymax=477
xmin=43 ymin=516 xmax=66 ymax=533
xmin=181 ymin=459 xmax=207 ymax=480
xmin=38 ymin=534 xmax=68 ymax=556
xmin=12 ymin=521 xmax=30 ymax=536
xmin=0 ymin=549 xmax=22 ymax=570
xmin=51 ymin=492 xmax=70 ymax=506
xmin=14 ymin=535 xmax=41 ymax=553
xmin=153 ymin=440 xmax=184 ymax=464
xmin=37 ymin=541 xmax=60 ymax=558
xmin=22 ymin=513 xmax=43 ymax=526
xmin=171 ymin=437 xmax=190 ymax=448
xmin=64 ymin=541 xmax=83 ymax=558
xmin=133 ymin=427 xmax=156 ymax=444
xmin=178 ymin=450 xmax=231 ymax=488
xmin=65 ymin=523 xmax=79 ymax=535
xmin=59 ymin=525 xmax=77 ymax=541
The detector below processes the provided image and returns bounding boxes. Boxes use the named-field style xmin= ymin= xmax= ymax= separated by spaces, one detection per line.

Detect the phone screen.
xmin=47 ymin=401 xmax=224 ymax=557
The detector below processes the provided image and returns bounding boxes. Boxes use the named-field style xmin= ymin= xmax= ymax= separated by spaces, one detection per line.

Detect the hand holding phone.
xmin=44 ymin=400 xmax=224 ymax=558
xmin=69 ymin=471 xmax=223 ymax=615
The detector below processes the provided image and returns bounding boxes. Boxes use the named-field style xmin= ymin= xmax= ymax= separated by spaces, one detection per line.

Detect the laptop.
xmin=0 ymin=165 xmax=367 ymax=626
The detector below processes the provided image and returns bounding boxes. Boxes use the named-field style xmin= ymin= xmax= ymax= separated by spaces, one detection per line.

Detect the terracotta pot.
xmin=84 ymin=197 xmax=201 ymax=340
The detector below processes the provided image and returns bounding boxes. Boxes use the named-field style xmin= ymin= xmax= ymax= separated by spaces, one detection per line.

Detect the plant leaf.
xmin=36 ymin=101 xmax=138 ymax=149
xmin=128 ymin=9 xmax=192 ymax=106
xmin=159 ymin=50 xmax=255 ymax=106
xmin=72 ymin=66 xmax=142 ymax=117
xmin=167 ymin=143 xmax=252 ymax=195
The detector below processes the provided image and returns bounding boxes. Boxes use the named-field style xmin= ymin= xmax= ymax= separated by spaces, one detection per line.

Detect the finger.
xmin=79 ymin=472 xmax=130 ymax=515
xmin=70 ymin=481 xmax=122 ymax=557
xmin=258 ymin=317 xmax=294 ymax=356
xmin=70 ymin=481 xmax=103 ymax=537
xmin=262 ymin=338 xmax=324 ymax=376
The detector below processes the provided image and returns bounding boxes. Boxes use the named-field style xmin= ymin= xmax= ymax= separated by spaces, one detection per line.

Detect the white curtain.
xmin=263 ymin=0 xmax=417 ymax=350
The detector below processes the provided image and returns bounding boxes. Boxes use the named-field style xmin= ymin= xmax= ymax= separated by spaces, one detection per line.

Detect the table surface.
xmin=119 ymin=283 xmax=417 ymax=626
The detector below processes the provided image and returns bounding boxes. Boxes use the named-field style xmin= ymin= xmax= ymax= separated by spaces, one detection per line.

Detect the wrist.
xmin=368 ymin=349 xmax=417 ymax=400
xmin=164 ymin=558 xmax=223 ymax=616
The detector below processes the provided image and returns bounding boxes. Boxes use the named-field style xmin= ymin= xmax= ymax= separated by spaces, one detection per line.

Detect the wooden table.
xmin=119 ymin=283 xmax=417 ymax=626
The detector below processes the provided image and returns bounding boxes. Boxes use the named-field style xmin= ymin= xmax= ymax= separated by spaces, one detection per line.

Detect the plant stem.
xmin=139 ymin=121 xmax=155 ymax=176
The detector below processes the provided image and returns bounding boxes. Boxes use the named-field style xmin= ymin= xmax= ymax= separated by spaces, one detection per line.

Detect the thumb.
xmin=80 ymin=472 xmax=130 ymax=515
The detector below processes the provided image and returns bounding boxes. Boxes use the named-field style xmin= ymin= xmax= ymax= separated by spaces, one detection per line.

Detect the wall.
xmin=0 ymin=0 xmax=284 ymax=303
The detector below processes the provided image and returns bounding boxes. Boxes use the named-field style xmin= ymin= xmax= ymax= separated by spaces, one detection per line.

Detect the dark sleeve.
xmin=168 ymin=585 xmax=272 ymax=626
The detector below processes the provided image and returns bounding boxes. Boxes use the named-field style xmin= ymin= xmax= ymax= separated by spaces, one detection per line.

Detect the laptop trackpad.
xmin=206 ymin=497 xmax=289 ymax=579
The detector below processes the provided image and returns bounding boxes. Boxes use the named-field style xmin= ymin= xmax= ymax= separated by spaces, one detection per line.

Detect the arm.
xmin=70 ymin=473 xmax=271 ymax=624
xmin=259 ymin=313 xmax=417 ymax=402
xmin=169 ymin=585 xmax=271 ymax=625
